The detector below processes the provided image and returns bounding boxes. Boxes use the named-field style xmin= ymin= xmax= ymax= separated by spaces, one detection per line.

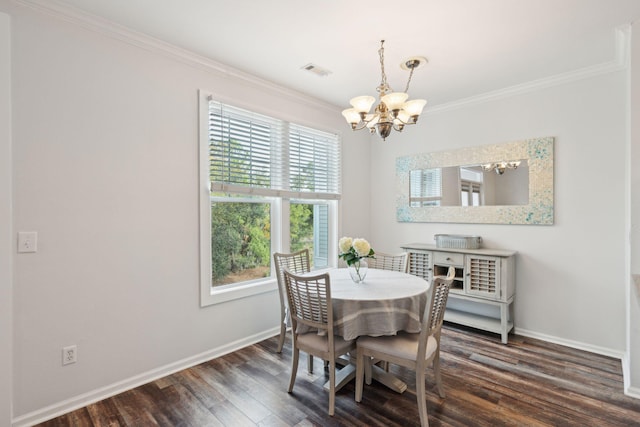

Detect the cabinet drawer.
xmin=433 ymin=251 xmax=464 ymax=266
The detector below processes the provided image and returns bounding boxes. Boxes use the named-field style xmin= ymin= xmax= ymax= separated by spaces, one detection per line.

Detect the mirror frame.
xmin=396 ymin=137 xmax=554 ymax=225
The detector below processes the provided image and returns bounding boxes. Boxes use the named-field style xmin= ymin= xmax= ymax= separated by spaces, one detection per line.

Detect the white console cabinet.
xmin=402 ymin=243 xmax=516 ymax=343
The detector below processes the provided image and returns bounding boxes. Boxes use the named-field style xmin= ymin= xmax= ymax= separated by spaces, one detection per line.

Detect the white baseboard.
xmin=625 ymin=385 xmax=640 ymax=399
xmin=513 ymin=327 xmax=625 ymax=360
xmin=12 ymin=328 xmax=280 ymax=427
xmin=515 ymin=328 xmax=640 ymax=400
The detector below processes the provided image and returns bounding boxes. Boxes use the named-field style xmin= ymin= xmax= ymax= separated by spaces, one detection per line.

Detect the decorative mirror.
xmin=396 ymin=137 xmax=554 ymax=224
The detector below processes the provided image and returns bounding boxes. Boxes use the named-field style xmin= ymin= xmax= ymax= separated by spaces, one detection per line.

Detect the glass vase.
xmin=348 ymin=259 xmax=368 ymax=283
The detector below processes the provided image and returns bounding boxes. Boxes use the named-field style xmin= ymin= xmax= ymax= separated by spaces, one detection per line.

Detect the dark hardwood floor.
xmin=36 ymin=324 xmax=640 ymax=426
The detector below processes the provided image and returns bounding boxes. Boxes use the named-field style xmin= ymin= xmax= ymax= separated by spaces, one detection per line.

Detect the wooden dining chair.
xmin=355 ymin=277 xmax=453 ymax=427
xmin=367 ymin=251 xmax=408 ymax=273
xmin=273 ymin=249 xmax=310 ymax=354
xmin=283 ymin=270 xmax=356 ymax=416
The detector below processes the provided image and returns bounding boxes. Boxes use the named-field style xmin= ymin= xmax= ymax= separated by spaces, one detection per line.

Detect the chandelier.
xmin=481 ymin=161 xmax=522 ymax=175
xmin=341 ymin=40 xmax=427 ymax=141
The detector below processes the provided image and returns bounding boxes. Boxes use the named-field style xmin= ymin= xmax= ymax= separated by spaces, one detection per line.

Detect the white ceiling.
xmin=49 ymin=0 xmax=640 ymax=109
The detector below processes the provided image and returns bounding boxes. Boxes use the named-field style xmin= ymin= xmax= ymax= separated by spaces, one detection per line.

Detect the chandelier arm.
xmin=392 ymin=116 xmax=416 ymax=126
xmin=352 ymin=121 xmax=373 ymax=131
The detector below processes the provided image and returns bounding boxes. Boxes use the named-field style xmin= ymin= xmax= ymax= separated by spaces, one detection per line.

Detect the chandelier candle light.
xmin=341 ymin=40 xmax=428 ymax=141
xmin=481 ymin=160 xmax=522 ymax=175
xmin=339 ymin=237 xmax=376 ymax=283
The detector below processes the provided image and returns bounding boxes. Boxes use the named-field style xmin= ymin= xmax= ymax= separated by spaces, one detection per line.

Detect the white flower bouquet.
xmin=338 ymin=237 xmax=375 ymax=282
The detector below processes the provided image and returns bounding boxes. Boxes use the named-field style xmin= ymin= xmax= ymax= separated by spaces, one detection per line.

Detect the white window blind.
xmin=409 ymin=168 xmax=442 ymax=205
xmin=208 ymin=99 xmax=341 ymax=200
xmin=289 ymin=124 xmax=341 ymax=195
xmin=460 ymin=181 xmax=481 ymax=194
xmin=208 ymin=101 xmax=284 ymax=190
xmin=460 ymin=167 xmax=483 ymax=182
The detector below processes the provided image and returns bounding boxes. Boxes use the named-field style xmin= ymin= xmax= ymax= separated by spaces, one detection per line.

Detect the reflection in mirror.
xmin=409 ymin=161 xmax=529 ymax=207
xmin=396 ymin=137 xmax=554 ymax=225
xmin=409 ymin=168 xmax=441 ymax=207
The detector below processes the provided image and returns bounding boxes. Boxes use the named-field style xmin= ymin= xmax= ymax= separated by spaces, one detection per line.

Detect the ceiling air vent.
xmin=301 ymin=63 xmax=332 ymax=77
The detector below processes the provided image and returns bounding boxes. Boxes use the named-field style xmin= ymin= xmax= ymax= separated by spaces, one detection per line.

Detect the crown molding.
xmin=427 ymin=25 xmax=631 ymax=114
xmin=13 ymin=0 xmax=341 ymax=113
xmin=12 ymin=1 xmax=632 ymax=124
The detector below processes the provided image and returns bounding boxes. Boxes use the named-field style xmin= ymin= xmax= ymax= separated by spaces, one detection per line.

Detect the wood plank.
xmin=33 ymin=324 xmax=640 ymax=427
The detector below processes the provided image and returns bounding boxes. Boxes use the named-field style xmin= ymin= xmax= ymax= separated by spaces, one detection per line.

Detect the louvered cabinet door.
xmin=407 ymin=250 xmax=433 ymax=282
xmin=465 ymin=255 xmax=502 ymax=300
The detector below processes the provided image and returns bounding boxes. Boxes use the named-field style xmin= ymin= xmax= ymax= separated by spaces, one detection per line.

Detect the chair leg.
xmin=355 ymin=348 xmax=364 ymax=403
xmin=433 ymin=353 xmax=446 ymax=398
xmin=308 ymin=354 xmax=314 ymax=373
xmin=276 ymin=313 xmax=286 ymax=353
xmin=328 ymin=359 xmax=336 ymax=416
xmin=364 ymin=356 xmax=373 ymax=385
xmin=416 ymin=369 xmax=429 ymax=427
xmin=288 ymin=348 xmax=299 ymax=393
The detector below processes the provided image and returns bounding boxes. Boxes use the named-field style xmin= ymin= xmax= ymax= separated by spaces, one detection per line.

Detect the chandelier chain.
xmin=404 ymin=65 xmax=415 ymax=94
xmin=377 ymin=40 xmax=392 ymax=94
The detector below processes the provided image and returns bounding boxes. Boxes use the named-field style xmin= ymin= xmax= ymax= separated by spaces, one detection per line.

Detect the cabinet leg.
xmin=500 ymin=304 xmax=508 ymax=344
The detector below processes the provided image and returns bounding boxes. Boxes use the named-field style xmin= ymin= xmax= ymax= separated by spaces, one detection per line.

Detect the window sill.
xmin=201 ymin=278 xmax=278 ymax=307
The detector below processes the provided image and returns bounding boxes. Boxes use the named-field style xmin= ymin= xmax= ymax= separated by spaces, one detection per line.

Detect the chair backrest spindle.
xmin=273 ymin=249 xmax=311 ymax=353
xmin=284 ymin=272 xmax=331 ymax=332
xmin=424 ymin=277 xmax=453 ymax=339
xmin=367 ymin=252 xmax=409 ymax=273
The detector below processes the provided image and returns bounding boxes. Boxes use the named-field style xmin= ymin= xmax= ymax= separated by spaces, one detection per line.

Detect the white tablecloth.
xmin=328 ymin=268 xmax=430 ymax=340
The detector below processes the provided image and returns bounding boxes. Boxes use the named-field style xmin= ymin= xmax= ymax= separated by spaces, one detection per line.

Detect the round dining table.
xmin=328 ymin=268 xmax=431 ymax=340
xmin=319 ymin=267 xmax=432 ymax=394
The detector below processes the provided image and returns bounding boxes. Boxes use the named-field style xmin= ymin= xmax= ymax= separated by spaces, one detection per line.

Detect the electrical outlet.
xmin=62 ymin=345 xmax=77 ymax=365
xmin=17 ymin=231 xmax=37 ymax=253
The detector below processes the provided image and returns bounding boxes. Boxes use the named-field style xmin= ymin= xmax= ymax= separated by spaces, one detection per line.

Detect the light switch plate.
xmin=17 ymin=231 xmax=37 ymax=253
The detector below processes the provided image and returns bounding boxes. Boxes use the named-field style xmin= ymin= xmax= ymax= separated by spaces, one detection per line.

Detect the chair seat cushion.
xmin=357 ymin=332 xmax=437 ymax=361
xmin=297 ymin=332 xmax=355 ymax=354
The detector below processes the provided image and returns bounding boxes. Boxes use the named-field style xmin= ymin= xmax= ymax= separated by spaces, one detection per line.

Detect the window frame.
xmin=460 ymin=180 xmax=482 ymax=206
xmin=199 ymin=91 xmax=340 ymax=306
xmin=459 ymin=167 xmax=484 ymax=207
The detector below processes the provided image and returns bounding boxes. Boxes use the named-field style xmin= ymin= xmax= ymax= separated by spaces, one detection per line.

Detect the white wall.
xmin=3 ymin=1 xmax=369 ymax=423
xmin=1 ymin=10 xmax=13 ymax=427
xmin=629 ymin=23 xmax=640 ymax=395
xmin=370 ymin=71 xmax=628 ymax=353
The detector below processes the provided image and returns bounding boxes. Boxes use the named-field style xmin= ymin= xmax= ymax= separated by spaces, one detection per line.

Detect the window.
xmin=460 ymin=181 xmax=481 ymax=206
xmin=409 ymin=168 xmax=442 ymax=206
xmin=210 ymin=197 xmax=273 ymax=286
xmin=200 ymin=92 xmax=341 ymax=305
xmin=290 ymin=201 xmax=330 ymax=269
xmin=459 ymin=167 xmax=483 ymax=207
